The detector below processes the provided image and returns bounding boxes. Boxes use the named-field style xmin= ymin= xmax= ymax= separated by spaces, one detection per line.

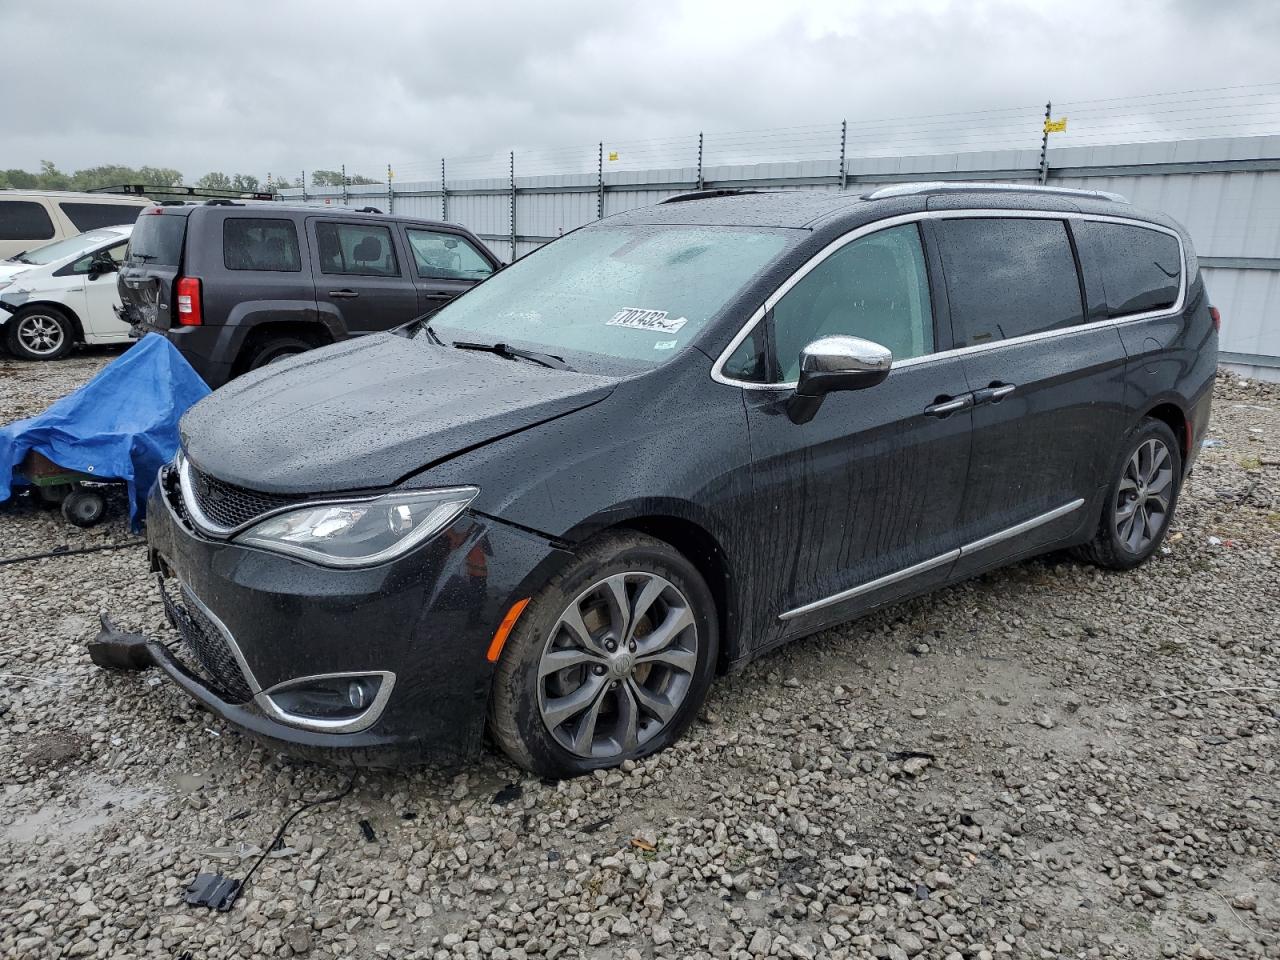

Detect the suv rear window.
xmin=224 ymin=218 xmax=302 ymax=272
xmin=315 ymin=222 xmax=399 ymax=277
xmin=935 ymin=217 xmax=1084 ymax=345
xmin=126 ymin=212 xmax=187 ymax=266
xmin=1075 ymin=221 xmax=1181 ymax=316
xmin=59 ymin=202 xmax=142 ymax=232
xmin=0 ymin=200 xmax=55 ymax=241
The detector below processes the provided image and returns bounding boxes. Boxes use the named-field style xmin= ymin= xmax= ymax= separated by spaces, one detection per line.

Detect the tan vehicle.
xmin=0 ymin=190 xmax=150 ymax=260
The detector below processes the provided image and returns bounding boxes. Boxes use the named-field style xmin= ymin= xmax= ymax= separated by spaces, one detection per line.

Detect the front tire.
xmin=1074 ymin=418 xmax=1182 ymax=570
xmin=6 ymin=306 xmax=75 ymax=361
xmin=488 ymin=532 xmax=718 ymax=779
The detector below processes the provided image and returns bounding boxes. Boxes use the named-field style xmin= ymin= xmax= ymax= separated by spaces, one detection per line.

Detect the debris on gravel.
xmin=2 ymin=351 xmax=1277 ymax=959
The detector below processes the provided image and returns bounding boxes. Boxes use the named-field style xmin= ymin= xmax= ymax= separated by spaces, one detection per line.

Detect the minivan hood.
xmin=180 ymin=333 xmax=616 ymax=494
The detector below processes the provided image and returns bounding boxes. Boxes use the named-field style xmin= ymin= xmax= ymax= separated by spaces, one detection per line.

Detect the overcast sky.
xmin=5 ymin=0 xmax=1280 ymax=184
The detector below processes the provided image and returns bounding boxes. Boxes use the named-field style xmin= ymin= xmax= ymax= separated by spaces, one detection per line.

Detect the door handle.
xmin=328 ymin=289 xmax=359 ymax=299
xmin=924 ymin=395 xmax=973 ymax=418
xmin=422 ymin=292 xmax=452 ymax=300
xmin=972 ymin=383 xmax=1017 ymax=406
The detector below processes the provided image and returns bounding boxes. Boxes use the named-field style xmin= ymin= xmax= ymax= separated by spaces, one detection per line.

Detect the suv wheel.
xmin=247 ymin=335 xmax=315 ymax=370
xmin=1074 ymin=418 xmax=1182 ymax=570
xmin=489 ymin=532 xmax=718 ymax=778
xmin=6 ymin=306 xmax=75 ymax=361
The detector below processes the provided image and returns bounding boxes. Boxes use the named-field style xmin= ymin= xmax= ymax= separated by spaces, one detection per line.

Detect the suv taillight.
xmin=175 ymin=277 xmax=202 ymax=326
xmin=1209 ymin=305 xmax=1221 ymax=333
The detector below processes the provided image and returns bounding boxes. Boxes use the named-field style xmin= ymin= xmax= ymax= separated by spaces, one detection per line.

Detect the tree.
xmin=311 ymin=169 xmax=380 ymax=187
xmin=197 ymin=171 xmax=232 ymax=190
xmin=0 ymin=161 xmax=183 ymax=191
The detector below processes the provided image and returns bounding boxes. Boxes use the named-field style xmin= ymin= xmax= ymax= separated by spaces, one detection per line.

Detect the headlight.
xmin=236 ymin=487 xmax=478 ymax=567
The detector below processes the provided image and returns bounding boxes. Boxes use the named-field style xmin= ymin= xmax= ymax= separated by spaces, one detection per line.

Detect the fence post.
xmin=696 ymin=132 xmax=704 ymax=190
xmin=597 ymin=142 xmax=604 ymax=219
xmin=1038 ymin=101 xmax=1051 ymax=184
xmin=341 ymin=164 xmax=348 ymax=205
xmin=839 ymin=119 xmax=848 ymax=191
xmin=440 ymin=159 xmax=448 ymax=221
xmin=301 ymin=170 xmax=307 ymax=202
xmin=509 ymin=151 xmax=517 ymax=261
xmin=386 ymin=163 xmax=394 ymax=214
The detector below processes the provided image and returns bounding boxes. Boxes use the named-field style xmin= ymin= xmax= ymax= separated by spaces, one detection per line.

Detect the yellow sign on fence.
xmin=1044 ymin=118 xmax=1068 ymax=134
xmin=608 ymin=151 xmax=619 ymax=161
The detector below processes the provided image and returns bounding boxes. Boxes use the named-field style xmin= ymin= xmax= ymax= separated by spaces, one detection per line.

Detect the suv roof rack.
xmin=862 ymin=181 xmax=1129 ymax=204
xmin=204 ymin=198 xmax=241 ymax=206
xmin=355 ymin=206 xmax=383 ymax=214
xmin=90 ymin=184 xmax=277 ymax=202
xmin=661 ymin=188 xmax=760 ymax=204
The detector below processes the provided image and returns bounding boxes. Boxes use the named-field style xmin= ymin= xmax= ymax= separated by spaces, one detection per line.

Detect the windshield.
xmin=126 ymin=212 xmax=187 ymax=266
xmin=11 ymin=231 xmax=121 ymax=265
xmin=419 ymin=225 xmax=794 ymax=369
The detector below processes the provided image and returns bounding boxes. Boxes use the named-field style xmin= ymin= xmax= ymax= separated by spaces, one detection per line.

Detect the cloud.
xmin=3 ymin=0 xmax=1277 ymax=184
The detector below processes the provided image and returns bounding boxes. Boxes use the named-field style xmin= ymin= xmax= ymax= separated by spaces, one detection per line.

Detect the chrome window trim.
xmin=711 ymin=209 xmax=1187 ymax=391
xmin=778 ymin=498 xmax=1085 ymax=621
xmin=256 ymin=670 xmax=397 ymax=734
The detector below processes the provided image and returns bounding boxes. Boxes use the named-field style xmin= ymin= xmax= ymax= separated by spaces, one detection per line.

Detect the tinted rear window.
xmin=0 ymin=200 xmax=55 ymax=241
xmin=59 ymin=202 xmax=142 ymax=232
xmin=1076 ymin=221 xmax=1181 ymax=316
xmin=935 ymin=217 xmax=1084 ymax=345
xmin=223 ymin=218 xmax=302 ymax=271
xmin=126 ymin=212 xmax=187 ymax=266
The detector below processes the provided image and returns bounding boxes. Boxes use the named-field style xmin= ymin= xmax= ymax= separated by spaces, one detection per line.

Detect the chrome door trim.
xmin=958 ymin=498 xmax=1084 ymax=556
xmin=712 ymin=208 xmax=1187 ymax=390
xmin=778 ymin=549 xmax=959 ymax=621
xmin=777 ymin=498 xmax=1086 ymax=621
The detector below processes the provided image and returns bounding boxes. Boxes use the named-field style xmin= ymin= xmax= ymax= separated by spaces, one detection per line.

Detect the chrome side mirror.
xmin=788 ymin=335 xmax=892 ymax=424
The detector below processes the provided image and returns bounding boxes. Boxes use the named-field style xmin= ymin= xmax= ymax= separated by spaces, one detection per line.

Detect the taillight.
xmin=1209 ymin=305 xmax=1221 ymax=333
xmin=175 ymin=277 xmax=202 ymax=326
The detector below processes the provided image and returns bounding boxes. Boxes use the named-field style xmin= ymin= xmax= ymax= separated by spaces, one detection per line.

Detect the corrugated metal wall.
xmin=279 ymin=134 xmax=1280 ymax=379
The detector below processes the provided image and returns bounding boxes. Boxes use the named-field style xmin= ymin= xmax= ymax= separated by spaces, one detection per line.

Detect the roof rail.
xmin=204 ymin=198 xmax=241 ymax=206
xmin=355 ymin=206 xmax=383 ymax=214
xmin=862 ymin=181 xmax=1129 ymax=204
xmin=661 ymin=188 xmax=760 ymax=204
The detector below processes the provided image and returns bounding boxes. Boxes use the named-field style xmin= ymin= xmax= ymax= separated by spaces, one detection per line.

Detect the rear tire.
xmin=62 ymin=489 xmax=106 ymax=527
xmin=246 ymin=335 xmax=315 ymax=371
xmin=488 ymin=532 xmax=718 ymax=779
xmin=6 ymin=305 xmax=75 ymax=361
xmin=1073 ymin=418 xmax=1182 ymax=570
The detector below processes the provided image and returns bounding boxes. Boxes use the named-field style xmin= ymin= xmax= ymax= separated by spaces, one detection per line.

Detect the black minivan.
xmin=116 ymin=203 xmax=500 ymax=386
xmin=110 ymin=184 xmax=1217 ymax=778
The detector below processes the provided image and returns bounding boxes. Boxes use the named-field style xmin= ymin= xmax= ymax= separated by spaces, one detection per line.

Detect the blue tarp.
xmin=0 ymin=335 xmax=210 ymax=527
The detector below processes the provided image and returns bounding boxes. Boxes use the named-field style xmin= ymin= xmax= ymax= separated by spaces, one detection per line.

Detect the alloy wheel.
xmin=537 ymin=572 xmax=698 ymax=759
xmin=16 ymin=313 xmax=65 ymax=357
xmin=1115 ymin=437 xmax=1174 ymax=552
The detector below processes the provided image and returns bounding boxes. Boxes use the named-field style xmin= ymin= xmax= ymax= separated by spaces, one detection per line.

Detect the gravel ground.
xmin=1 ymin=348 xmax=1277 ymax=960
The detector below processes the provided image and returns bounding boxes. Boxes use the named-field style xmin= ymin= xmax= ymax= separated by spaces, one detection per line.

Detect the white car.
xmin=0 ymin=225 xmax=133 ymax=361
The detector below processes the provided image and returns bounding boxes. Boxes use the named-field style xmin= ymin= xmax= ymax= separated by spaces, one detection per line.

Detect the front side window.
xmin=59 ymin=202 xmax=142 ymax=232
xmin=935 ymin=217 xmax=1084 ymax=345
xmin=1075 ymin=221 xmax=1181 ymax=316
xmin=315 ymin=222 xmax=399 ymax=277
xmin=70 ymin=240 xmax=129 ymax=274
xmin=406 ymin=228 xmax=493 ymax=280
xmin=763 ymin=223 xmax=935 ymax=383
xmin=224 ymin=218 xmax=302 ymax=272
xmin=421 ymin=225 xmax=794 ymax=370
xmin=0 ymin=201 xmax=55 ymax=242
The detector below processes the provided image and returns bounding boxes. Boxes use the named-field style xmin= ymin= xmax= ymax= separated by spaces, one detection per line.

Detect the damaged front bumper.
xmin=109 ymin=464 xmax=570 ymax=765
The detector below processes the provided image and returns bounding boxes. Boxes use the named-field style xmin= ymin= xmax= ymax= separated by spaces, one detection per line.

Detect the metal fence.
xmin=279 ymin=94 xmax=1280 ymax=380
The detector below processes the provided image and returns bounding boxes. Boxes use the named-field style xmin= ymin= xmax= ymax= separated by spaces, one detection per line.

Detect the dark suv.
xmin=116 ymin=203 xmax=499 ymax=386
xmin=109 ymin=184 xmax=1217 ymax=778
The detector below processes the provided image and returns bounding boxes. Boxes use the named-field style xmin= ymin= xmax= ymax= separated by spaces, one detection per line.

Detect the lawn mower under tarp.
xmin=0 ymin=334 xmax=210 ymax=529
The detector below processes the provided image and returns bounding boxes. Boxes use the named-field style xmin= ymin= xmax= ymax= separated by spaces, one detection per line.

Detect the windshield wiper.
xmin=128 ymin=253 xmax=157 ymax=263
xmin=452 ymin=340 xmax=573 ymax=371
xmin=419 ymin=322 xmax=445 ymax=346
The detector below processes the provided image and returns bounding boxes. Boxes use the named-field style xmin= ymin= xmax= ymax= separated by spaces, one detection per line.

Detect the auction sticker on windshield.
xmin=607 ymin=308 xmax=688 ymax=334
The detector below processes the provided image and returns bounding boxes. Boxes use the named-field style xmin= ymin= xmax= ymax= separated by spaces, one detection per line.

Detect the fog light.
xmin=348 ymin=679 xmax=371 ymax=710
xmin=264 ymin=673 xmax=389 ymax=726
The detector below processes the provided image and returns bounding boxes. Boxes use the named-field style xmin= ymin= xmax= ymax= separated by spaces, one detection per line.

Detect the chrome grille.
xmin=187 ymin=465 xmax=299 ymax=532
xmin=160 ymin=580 xmax=254 ymax=704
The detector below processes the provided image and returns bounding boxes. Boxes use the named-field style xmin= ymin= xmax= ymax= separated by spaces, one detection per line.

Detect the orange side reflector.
xmin=486 ymin=598 xmax=531 ymax=662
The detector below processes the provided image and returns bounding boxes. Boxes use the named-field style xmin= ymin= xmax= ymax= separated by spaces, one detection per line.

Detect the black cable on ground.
xmin=0 ymin=541 xmax=145 ymax=568
xmin=228 ymin=771 xmax=359 ymax=909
